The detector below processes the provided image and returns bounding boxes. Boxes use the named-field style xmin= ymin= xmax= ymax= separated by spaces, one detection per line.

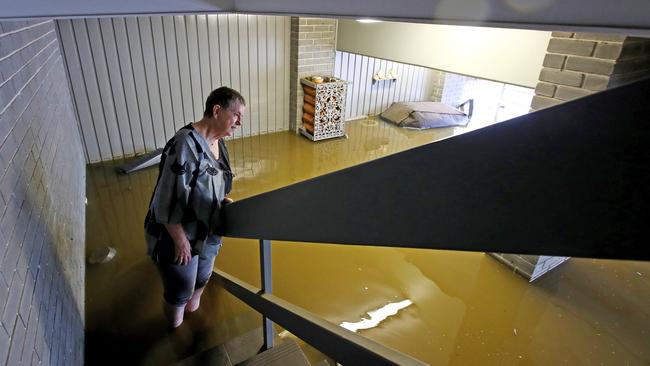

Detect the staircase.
xmin=171 ymin=327 xmax=314 ymax=366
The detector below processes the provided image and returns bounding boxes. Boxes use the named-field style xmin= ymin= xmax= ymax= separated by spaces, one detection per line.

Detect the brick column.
xmin=531 ymin=32 xmax=650 ymax=110
xmin=429 ymin=70 xmax=446 ymax=102
xmin=289 ymin=17 xmax=337 ymax=133
xmin=494 ymin=33 xmax=650 ymax=281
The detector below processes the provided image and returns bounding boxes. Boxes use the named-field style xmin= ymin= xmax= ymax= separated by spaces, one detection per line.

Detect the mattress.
xmin=380 ymin=101 xmax=470 ymax=129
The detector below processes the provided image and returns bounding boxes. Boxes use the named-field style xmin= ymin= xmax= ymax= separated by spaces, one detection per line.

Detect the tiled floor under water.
xmin=85 ymin=118 xmax=650 ymax=365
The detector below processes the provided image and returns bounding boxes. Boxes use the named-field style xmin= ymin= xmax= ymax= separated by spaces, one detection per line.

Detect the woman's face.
xmin=213 ymin=101 xmax=245 ymax=137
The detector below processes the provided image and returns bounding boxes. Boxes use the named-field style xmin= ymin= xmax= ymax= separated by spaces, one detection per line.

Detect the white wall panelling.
xmin=56 ymin=14 xmax=291 ymax=163
xmin=334 ymin=51 xmax=439 ymax=121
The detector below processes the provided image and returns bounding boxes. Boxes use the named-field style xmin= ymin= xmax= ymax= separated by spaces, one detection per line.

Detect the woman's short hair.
xmin=203 ymin=87 xmax=246 ymax=117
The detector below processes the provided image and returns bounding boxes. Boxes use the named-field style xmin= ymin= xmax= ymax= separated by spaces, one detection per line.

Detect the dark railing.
xmin=214 ymin=78 xmax=650 ymax=365
xmin=221 ymin=77 xmax=650 ymax=261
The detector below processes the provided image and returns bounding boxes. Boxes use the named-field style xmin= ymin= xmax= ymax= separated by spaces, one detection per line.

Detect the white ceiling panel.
xmin=1 ymin=0 xmax=650 ymax=36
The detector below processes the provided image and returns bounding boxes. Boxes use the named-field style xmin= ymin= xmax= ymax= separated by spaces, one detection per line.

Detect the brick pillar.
xmin=493 ymin=33 xmax=650 ymax=282
xmin=289 ymin=17 xmax=337 ymax=133
xmin=429 ymin=70 xmax=446 ymax=102
xmin=531 ymin=32 xmax=650 ymax=110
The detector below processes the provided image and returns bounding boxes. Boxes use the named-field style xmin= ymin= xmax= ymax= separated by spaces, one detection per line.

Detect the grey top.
xmin=144 ymin=124 xmax=233 ymax=260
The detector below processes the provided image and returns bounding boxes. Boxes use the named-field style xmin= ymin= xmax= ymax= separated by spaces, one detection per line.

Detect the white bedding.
xmin=380 ymin=101 xmax=470 ymax=129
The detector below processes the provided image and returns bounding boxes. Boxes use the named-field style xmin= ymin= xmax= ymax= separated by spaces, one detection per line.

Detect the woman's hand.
xmin=164 ymin=223 xmax=192 ymax=265
xmin=173 ymin=237 xmax=192 ymax=265
xmin=222 ymin=197 xmax=234 ymax=205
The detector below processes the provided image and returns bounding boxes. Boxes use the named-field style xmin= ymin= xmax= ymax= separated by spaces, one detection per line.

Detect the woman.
xmin=144 ymin=87 xmax=245 ymax=328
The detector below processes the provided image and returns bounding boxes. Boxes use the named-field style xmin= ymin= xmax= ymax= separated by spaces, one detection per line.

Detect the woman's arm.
xmin=164 ymin=223 xmax=192 ymax=265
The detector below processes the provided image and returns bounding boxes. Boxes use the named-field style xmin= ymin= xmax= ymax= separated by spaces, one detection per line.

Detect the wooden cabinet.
xmin=299 ymin=77 xmax=347 ymax=141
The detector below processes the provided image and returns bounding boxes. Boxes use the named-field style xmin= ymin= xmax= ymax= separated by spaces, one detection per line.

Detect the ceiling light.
xmin=356 ymin=19 xmax=382 ymax=23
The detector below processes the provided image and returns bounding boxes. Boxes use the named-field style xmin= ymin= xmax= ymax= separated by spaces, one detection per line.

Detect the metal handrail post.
xmin=260 ymin=239 xmax=273 ymax=350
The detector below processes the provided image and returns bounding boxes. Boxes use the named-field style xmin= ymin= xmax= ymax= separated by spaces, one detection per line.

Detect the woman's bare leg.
xmin=185 ymin=255 xmax=216 ymax=313
xmin=163 ymin=301 xmax=185 ymax=328
xmin=185 ymin=286 xmax=205 ymax=313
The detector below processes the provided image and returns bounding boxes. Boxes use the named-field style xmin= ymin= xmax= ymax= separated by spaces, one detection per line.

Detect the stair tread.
xmin=237 ymin=339 xmax=310 ymax=366
xmin=170 ymin=344 xmax=231 ymax=366
xmin=172 ymin=326 xmax=279 ymax=366
xmin=224 ymin=326 xmax=274 ymax=364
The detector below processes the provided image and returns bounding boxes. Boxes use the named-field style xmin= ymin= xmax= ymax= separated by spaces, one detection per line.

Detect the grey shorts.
xmin=156 ymin=255 xmax=216 ymax=306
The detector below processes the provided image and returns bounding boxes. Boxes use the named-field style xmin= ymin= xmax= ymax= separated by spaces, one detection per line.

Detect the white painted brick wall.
xmin=531 ymin=33 xmax=650 ymax=110
xmin=0 ymin=19 xmax=85 ymax=365
xmin=289 ymin=17 xmax=338 ymax=132
xmin=489 ymin=253 xmax=569 ymax=282
xmin=507 ymin=32 xmax=650 ymax=281
xmin=530 ymin=256 xmax=570 ymax=281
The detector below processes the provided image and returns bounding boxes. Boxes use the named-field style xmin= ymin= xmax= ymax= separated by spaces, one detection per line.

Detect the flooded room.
xmin=1 ymin=1 xmax=650 ymax=365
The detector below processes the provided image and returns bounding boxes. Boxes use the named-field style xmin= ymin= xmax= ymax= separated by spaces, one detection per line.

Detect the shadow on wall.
xmin=0 ymin=19 xmax=85 ymax=365
xmin=4 ymin=159 xmax=86 ymax=364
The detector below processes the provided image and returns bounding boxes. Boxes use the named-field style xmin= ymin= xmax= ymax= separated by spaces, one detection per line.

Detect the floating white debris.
xmin=513 ymin=328 xmax=518 ymax=336
xmin=340 ymin=299 xmax=413 ymax=333
xmin=278 ymin=330 xmax=290 ymax=338
xmin=88 ymin=246 xmax=116 ymax=264
xmin=636 ymin=272 xmax=643 ymax=276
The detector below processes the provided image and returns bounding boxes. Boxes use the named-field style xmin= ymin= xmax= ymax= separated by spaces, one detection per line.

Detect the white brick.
xmin=574 ymin=32 xmax=626 ymax=42
xmin=531 ymin=95 xmax=562 ymax=110
xmin=594 ymin=42 xmax=623 ymax=60
xmin=555 ymin=85 xmax=594 ymax=101
xmin=298 ymin=25 xmax=314 ymax=32
xmin=548 ymin=38 xmax=596 ymax=56
xmin=539 ymin=68 xmax=584 ymax=87
xmin=535 ymin=82 xmax=556 ymax=97
xmin=543 ymin=53 xmax=566 ymax=69
xmin=551 ymin=31 xmax=573 ymax=38
xmin=565 ymin=56 xmax=616 ymax=75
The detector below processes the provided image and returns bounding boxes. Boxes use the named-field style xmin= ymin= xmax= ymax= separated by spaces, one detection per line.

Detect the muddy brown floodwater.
xmin=85 ymin=120 xmax=650 ymax=365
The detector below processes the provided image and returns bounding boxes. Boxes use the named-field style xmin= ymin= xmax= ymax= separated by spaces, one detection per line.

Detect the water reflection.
xmin=86 ymin=119 xmax=650 ymax=365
